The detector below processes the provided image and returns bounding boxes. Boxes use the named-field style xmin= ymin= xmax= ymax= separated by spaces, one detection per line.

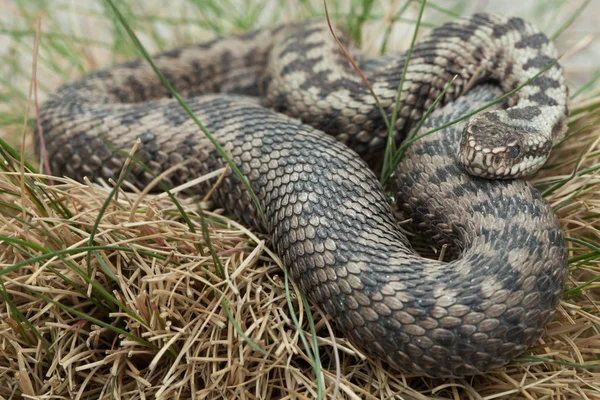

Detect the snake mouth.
xmin=459 ymin=145 xmax=546 ymax=179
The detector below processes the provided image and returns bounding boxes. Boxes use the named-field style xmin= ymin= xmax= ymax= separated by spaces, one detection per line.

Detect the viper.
xmin=37 ymin=14 xmax=569 ymax=377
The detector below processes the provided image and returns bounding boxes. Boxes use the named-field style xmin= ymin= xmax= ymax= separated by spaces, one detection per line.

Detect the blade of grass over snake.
xmin=381 ymin=74 xmax=457 ymax=186
xmin=382 ymin=0 xmax=426 ymax=183
xmin=104 ymin=0 xmax=267 ymax=228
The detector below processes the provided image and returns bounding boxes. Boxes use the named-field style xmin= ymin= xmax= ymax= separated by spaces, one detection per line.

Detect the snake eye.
xmin=509 ymin=145 xmax=521 ymax=159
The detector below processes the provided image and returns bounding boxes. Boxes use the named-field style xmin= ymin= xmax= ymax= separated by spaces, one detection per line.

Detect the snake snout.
xmin=459 ymin=128 xmax=547 ymax=179
xmin=459 ymin=114 xmax=534 ymax=179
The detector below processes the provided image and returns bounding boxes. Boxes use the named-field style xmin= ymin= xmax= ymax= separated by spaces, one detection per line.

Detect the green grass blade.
xmin=382 ymin=74 xmax=457 ymax=185
xmin=198 ymin=207 xmax=224 ymax=277
xmin=381 ymin=0 xmax=426 ymax=182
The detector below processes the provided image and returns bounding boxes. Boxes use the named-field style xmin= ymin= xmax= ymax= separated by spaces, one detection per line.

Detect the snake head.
xmin=458 ymin=112 xmax=547 ymax=179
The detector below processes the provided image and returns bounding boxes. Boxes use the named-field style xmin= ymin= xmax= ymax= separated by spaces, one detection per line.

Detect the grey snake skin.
xmin=38 ymin=14 xmax=569 ymax=377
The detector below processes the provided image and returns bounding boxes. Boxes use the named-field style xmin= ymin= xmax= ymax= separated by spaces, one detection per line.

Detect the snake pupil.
xmin=509 ymin=145 xmax=521 ymax=159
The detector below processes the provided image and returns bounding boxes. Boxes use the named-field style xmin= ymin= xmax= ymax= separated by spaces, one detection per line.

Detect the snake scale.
xmin=38 ymin=14 xmax=569 ymax=377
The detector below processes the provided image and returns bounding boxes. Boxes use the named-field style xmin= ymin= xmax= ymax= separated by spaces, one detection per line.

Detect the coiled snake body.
xmin=38 ymin=14 xmax=569 ymax=377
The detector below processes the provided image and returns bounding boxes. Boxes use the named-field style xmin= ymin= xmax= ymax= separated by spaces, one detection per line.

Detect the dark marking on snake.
xmin=523 ymin=54 xmax=556 ymax=70
xmin=515 ymin=33 xmax=551 ymax=49
xmin=506 ymin=106 xmax=542 ymax=120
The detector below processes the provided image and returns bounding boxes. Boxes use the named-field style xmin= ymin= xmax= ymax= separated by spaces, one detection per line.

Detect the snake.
xmin=37 ymin=14 xmax=569 ymax=377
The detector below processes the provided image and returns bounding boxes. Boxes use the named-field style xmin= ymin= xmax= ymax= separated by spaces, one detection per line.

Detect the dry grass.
xmin=1 ymin=1 xmax=600 ymax=399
